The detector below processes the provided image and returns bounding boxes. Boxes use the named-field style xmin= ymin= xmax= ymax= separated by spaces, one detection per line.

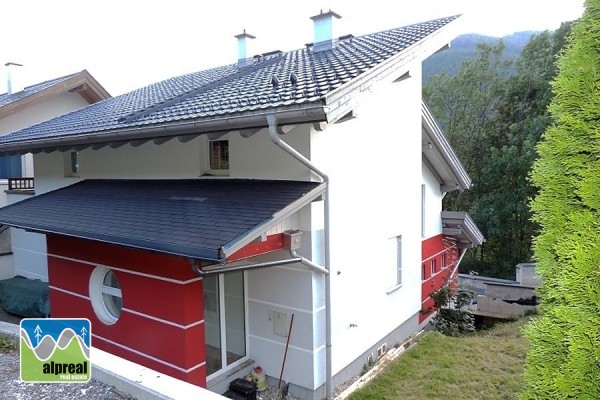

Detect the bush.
xmin=429 ymin=286 xmax=475 ymax=336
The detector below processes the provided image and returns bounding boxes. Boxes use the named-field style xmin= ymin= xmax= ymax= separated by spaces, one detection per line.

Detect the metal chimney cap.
xmin=310 ymin=9 xmax=341 ymax=21
xmin=234 ymin=29 xmax=256 ymax=39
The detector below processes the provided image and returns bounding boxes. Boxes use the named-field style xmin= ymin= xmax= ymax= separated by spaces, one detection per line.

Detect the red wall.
xmin=47 ymin=235 xmax=207 ymax=386
xmin=420 ymin=234 xmax=460 ymax=323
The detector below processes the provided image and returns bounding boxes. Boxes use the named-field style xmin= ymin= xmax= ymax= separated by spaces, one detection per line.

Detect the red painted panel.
xmin=48 ymin=257 xmax=93 ymax=296
xmin=95 ymin=337 xmax=206 ymax=386
xmin=47 ymin=235 xmax=195 ymax=281
xmin=49 ymin=288 xmax=93 ymax=319
xmin=117 ymin=272 xmax=203 ymax=326
xmin=421 ymin=234 xmax=462 ymax=323
xmin=50 ymin=289 xmax=204 ymax=370
xmin=227 ymin=233 xmax=284 ymax=262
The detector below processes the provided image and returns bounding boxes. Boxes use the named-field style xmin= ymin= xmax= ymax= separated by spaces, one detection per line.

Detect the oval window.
xmin=90 ymin=266 xmax=122 ymax=325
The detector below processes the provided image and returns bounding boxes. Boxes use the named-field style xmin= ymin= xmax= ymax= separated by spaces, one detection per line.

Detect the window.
xmin=64 ymin=151 xmax=80 ymax=177
xmin=0 ymin=154 xmax=22 ymax=179
xmin=89 ymin=266 xmax=122 ymax=325
xmin=421 ymin=184 xmax=425 ymax=237
xmin=204 ymin=271 xmax=246 ymax=377
xmin=209 ymin=140 xmax=229 ymax=171
xmin=396 ymin=236 xmax=402 ymax=285
xmin=431 ymin=258 xmax=437 ymax=275
xmin=422 ymin=264 xmax=427 ymax=281
xmin=441 ymin=253 xmax=447 ymax=269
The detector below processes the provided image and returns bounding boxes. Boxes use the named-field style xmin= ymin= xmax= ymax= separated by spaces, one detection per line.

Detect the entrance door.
xmin=204 ymin=271 xmax=246 ymax=376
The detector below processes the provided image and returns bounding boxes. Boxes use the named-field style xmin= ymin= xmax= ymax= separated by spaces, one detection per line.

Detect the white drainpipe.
xmin=266 ymin=114 xmax=333 ymax=400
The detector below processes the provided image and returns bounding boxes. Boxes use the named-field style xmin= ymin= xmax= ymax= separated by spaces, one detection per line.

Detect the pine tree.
xmin=523 ymin=1 xmax=600 ymax=398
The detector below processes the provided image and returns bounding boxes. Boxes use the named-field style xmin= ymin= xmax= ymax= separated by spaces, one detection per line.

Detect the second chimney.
xmin=235 ymin=30 xmax=256 ymax=68
xmin=310 ymin=9 xmax=342 ymax=52
xmin=5 ymin=62 xmax=24 ymax=95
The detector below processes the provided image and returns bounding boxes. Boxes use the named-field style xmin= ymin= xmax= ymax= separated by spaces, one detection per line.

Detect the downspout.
xmin=266 ymin=114 xmax=333 ymax=400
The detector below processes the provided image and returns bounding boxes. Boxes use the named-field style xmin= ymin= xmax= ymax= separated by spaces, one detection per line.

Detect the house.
xmin=0 ymin=11 xmax=482 ymax=399
xmin=0 ymin=69 xmax=110 ymax=279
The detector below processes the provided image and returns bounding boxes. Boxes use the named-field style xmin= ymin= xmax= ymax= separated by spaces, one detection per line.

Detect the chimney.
xmin=5 ymin=62 xmax=24 ymax=95
xmin=235 ymin=30 xmax=256 ymax=68
xmin=310 ymin=9 xmax=341 ymax=52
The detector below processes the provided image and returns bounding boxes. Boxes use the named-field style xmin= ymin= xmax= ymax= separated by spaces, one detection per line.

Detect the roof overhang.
xmin=442 ymin=211 xmax=484 ymax=249
xmin=0 ymin=179 xmax=325 ymax=262
xmin=422 ymin=101 xmax=471 ymax=192
xmin=0 ymin=70 xmax=110 ymax=120
xmin=0 ymin=103 xmax=327 ymax=156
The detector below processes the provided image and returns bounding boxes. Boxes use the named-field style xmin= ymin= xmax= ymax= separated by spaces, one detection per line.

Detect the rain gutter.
xmin=0 ymin=104 xmax=327 ymax=155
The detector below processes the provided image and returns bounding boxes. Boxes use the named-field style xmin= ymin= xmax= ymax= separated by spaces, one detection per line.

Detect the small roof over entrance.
xmin=0 ymin=179 xmax=323 ymax=261
xmin=442 ymin=211 xmax=485 ymax=249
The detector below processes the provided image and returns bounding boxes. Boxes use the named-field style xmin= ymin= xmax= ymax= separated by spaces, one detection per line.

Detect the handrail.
xmin=8 ymin=177 xmax=34 ymax=191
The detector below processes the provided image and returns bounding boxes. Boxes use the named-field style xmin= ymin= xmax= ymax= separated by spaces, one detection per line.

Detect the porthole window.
xmin=89 ymin=266 xmax=122 ymax=325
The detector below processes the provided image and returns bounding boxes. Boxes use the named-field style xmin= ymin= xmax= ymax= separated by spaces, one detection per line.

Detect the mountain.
xmin=423 ymin=31 xmax=539 ymax=83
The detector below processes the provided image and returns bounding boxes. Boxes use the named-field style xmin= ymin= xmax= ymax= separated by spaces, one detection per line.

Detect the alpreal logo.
xmin=20 ymin=318 xmax=91 ymax=383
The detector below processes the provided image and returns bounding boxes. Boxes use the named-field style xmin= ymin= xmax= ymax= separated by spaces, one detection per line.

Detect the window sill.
xmin=386 ymin=283 xmax=402 ymax=295
xmin=203 ymin=170 xmax=230 ymax=177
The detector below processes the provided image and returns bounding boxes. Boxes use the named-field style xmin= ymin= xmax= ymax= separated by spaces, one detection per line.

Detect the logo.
xmin=20 ymin=318 xmax=91 ymax=383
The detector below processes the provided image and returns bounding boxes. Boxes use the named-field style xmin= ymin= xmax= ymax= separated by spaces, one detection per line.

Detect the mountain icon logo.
xmin=20 ymin=318 xmax=91 ymax=383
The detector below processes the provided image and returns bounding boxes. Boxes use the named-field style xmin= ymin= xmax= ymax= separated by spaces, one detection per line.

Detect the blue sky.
xmin=2 ymin=0 xmax=585 ymax=96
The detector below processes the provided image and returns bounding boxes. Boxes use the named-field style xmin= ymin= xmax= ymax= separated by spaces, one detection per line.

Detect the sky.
xmin=2 ymin=0 xmax=585 ymax=97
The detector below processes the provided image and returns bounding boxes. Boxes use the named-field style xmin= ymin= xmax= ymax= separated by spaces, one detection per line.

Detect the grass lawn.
xmin=348 ymin=317 xmax=531 ymax=400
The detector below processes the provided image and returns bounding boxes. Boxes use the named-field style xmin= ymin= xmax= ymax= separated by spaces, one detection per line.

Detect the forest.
xmin=423 ymin=23 xmax=573 ymax=279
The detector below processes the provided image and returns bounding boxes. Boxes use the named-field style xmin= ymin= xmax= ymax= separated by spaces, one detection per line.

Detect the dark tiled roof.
xmin=0 ymin=15 xmax=458 ymax=145
xmin=0 ymin=73 xmax=79 ymax=108
xmin=0 ymin=179 xmax=320 ymax=260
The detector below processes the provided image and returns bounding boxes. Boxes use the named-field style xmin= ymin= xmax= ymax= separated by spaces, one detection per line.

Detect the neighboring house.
xmin=0 ymin=69 xmax=110 ymax=279
xmin=0 ymin=11 xmax=482 ymax=400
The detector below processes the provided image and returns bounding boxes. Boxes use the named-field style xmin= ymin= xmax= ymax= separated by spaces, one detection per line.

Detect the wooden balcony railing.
xmin=8 ymin=177 xmax=34 ymax=191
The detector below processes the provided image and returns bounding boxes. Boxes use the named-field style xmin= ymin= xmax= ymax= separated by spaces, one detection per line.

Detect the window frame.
xmin=208 ymin=140 xmax=230 ymax=174
xmin=89 ymin=266 xmax=122 ymax=325
xmin=386 ymin=235 xmax=403 ymax=294
xmin=205 ymin=271 xmax=249 ymax=382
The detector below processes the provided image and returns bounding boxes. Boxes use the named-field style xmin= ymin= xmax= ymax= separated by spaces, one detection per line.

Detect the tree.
xmin=522 ymin=2 xmax=600 ymax=398
xmin=424 ymin=27 xmax=573 ymax=279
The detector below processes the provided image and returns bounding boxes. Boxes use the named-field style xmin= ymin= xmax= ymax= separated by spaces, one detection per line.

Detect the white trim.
xmin=246 ymin=298 xmax=314 ymax=315
xmin=122 ymin=307 xmax=204 ymax=330
xmin=421 ymin=247 xmax=452 ymax=263
xmin=218 ymin=275 xmax=227 ymax=370
xmin=92 ymin=334 xmax=206 ymax=374
xmin=248 ymin=334 xmax=315 ymax=354
xmin=206 ymin=355 xmax=251 ymax=382
xmin=49 ymin=285 xmax=90 ymax=300
xmin=48 ymin=253 xmax=202 ymax=285
xmin=220 ymin=183 xmax=326 ymax=258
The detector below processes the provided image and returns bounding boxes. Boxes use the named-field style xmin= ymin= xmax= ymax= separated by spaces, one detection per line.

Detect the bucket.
xmin=251 ymin=366 xmax=267 ymax=391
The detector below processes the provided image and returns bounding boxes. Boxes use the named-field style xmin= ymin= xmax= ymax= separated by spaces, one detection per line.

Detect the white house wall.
xmin=0 ymin=92 xmax=91 ymax=179
xmin=310 ymin=63 xmax=423 ymax=380
xmin=422 ymin=161 xmax=444 ymax=238
xmin=0 ymin=92 xmax=90 ymax=136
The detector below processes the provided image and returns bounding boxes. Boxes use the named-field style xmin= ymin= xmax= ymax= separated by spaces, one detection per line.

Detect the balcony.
xmin=8 ymin=177 xmax=34 ymax=191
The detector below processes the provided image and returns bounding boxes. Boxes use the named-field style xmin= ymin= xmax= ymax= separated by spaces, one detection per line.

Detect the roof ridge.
xmin=22 ymin=71 xmax=80 ymax=91
xmin=119 ymin=54 xmax=286 ymax=124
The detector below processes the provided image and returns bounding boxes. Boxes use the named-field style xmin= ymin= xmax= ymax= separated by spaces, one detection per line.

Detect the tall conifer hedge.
xmin=523 ymin=1 xmax=600 ymax=398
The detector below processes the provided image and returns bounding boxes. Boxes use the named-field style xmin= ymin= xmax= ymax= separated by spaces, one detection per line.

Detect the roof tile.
xmin=0 ymin=179 xmax=320 ymax=260
xmin=0 ymin=15 xmax=458 ymax=145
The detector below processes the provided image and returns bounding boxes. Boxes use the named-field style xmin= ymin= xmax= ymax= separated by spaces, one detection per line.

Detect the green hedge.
xmin=523 ymin=1 xmax=600 ymax=398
